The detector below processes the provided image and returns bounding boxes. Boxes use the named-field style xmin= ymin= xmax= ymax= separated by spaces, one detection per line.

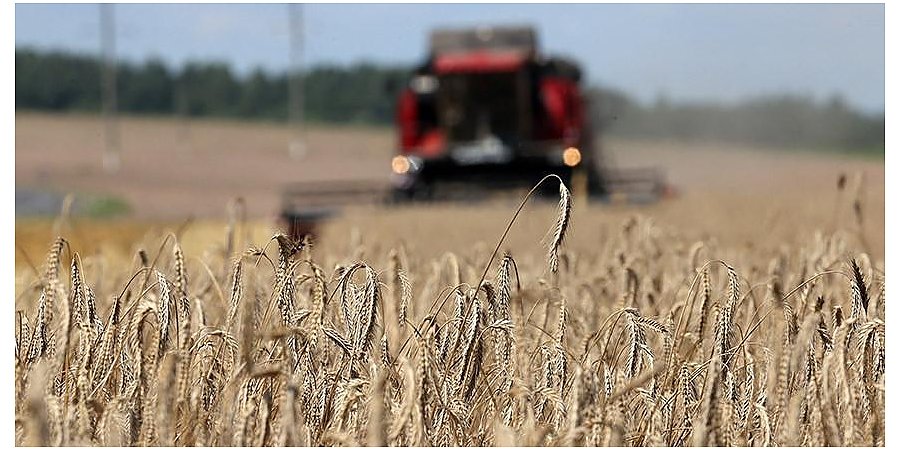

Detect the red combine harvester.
xmin=281 ymin=25 xmax=665 ymax=238
xmin=390 ymin=26 xmax=603 ymax=200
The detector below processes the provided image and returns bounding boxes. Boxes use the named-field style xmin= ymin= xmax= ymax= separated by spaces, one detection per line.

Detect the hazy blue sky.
xmin=16 ymin=3 xmax=885 ymax=112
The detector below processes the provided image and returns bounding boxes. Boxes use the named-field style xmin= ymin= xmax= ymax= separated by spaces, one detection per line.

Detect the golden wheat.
xmin=13 ymin=177 xmax=884 ymax=446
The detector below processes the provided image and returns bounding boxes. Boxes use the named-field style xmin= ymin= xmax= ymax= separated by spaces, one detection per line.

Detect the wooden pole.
xmin=100 ymin=4 xmax=120 ymax=173
xmin=287 ymin=4 xmax=306 ymax=159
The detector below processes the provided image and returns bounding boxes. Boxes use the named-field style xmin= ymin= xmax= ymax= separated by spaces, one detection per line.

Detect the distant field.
xmin=15 ymin=112 xmax=394 ymax=218
xmin=15 ymin=111 xmax=884 ymax=257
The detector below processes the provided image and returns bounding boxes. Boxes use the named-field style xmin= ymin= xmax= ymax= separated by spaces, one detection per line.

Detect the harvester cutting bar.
xmin=281 ymin=180 xmax=391 ymax=207
xmin=280 ymin=180 xmax=391 ymax=238
xmin=280 ymin=169 xmax=668 ymax=239
xmin=599 ymin=167 xmax=668 ymax=204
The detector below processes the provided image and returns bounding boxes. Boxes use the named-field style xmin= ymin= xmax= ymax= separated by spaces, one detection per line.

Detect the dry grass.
xmin=13 ymin=174 xmax=884 ymax=446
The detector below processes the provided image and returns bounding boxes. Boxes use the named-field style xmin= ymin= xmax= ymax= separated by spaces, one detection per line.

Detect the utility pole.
xmin=287 ymin=3 xmax=306 ymax=159
xmin=174 ymin=65 xmax=192 ymax=158
xmin=100 ymin=4 xmax=120 ymax=173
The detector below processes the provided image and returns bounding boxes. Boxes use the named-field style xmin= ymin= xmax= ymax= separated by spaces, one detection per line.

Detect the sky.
xmin=15 ymin=3 xmax=885 ymax=113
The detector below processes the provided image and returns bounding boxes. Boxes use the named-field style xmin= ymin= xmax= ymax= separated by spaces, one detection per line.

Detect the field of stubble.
xmin=14 ymin=113 xmax=884 ymax=446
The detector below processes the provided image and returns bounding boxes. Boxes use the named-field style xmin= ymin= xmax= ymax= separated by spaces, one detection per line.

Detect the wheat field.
xmin=13 ymin=171 xmax=885 ymax=447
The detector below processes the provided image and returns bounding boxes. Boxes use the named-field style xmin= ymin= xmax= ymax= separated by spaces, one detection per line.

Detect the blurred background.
xmin=15 ymin=3 xmax=885 ymax=263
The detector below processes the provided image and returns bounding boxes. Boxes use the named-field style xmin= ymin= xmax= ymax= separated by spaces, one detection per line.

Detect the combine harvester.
xmin=282 ymin=25 xmax=666 ymax=238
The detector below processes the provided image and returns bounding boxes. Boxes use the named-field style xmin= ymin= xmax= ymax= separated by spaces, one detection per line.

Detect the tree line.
xmin=16 ymin=48 xmax=883 ymax=152
xmin=590 ymin=87 xmax=884 ymax=153
xmin=16 ymin=48 xmax=409 ymax=124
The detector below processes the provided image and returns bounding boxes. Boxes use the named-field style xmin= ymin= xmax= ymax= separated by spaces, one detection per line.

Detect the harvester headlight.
xmin=391 ymin=155 xmax=411 ymax=174
xmin=562 ymin=147 xmax=582 ymax=167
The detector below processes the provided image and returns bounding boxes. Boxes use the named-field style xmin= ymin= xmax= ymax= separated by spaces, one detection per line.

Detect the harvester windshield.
xmin=438 ymin=71 xmax=528 ymax=144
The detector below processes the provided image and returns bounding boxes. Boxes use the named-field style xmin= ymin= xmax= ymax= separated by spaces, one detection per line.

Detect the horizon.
xmin=15 ymin=3 xmax=885 ymax=113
